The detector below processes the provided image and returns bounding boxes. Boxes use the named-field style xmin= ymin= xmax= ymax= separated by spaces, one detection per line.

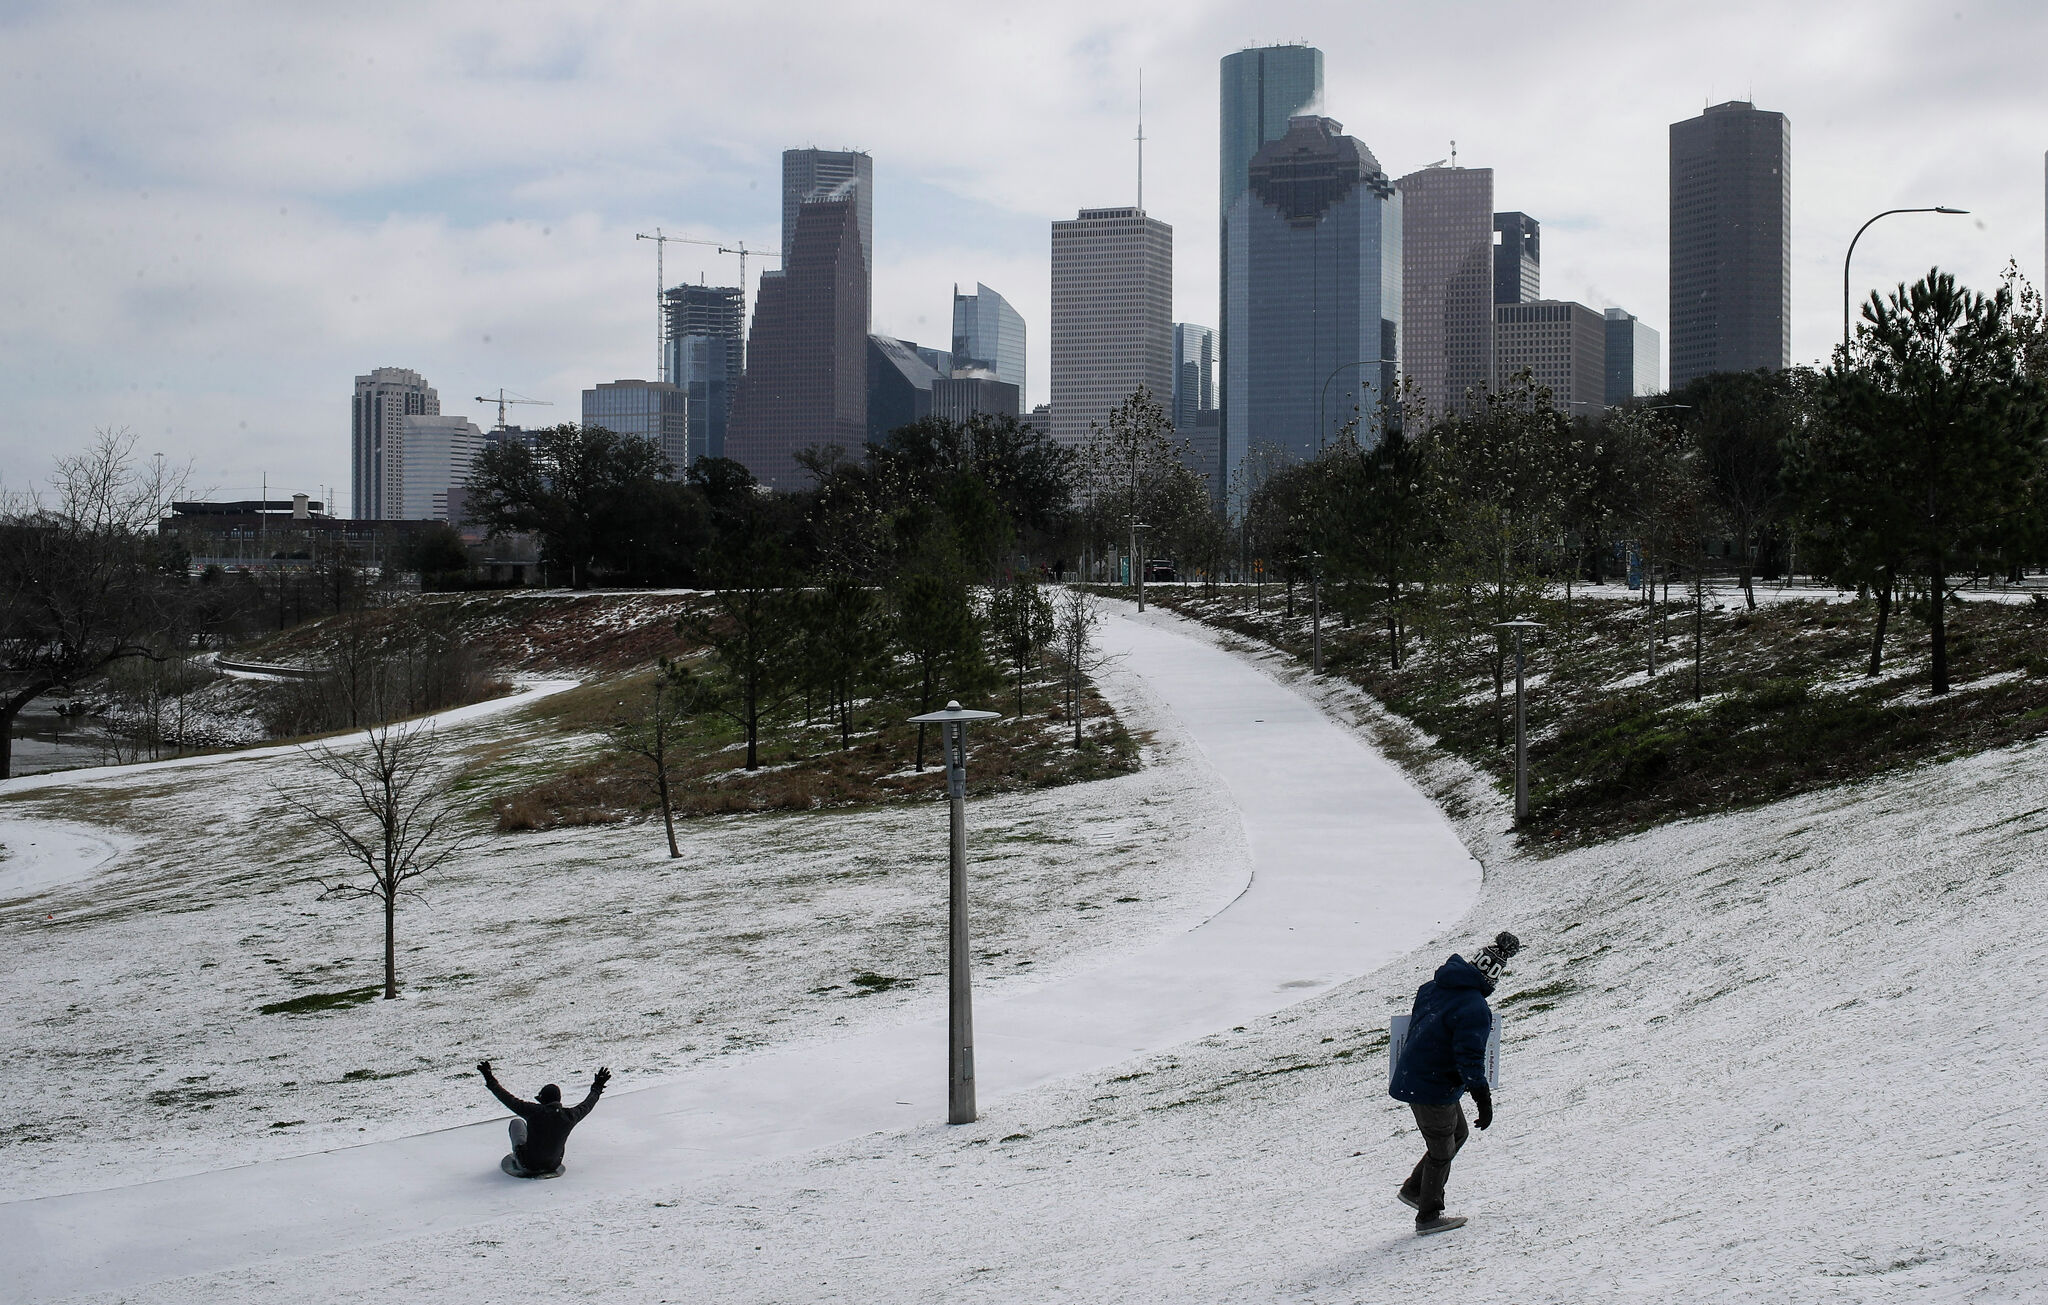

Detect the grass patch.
xmin=849 ymin=971 xmax=909 ymax=995
xmin=258 ymin=986 xmax=382 ymax=1016
xmin=1138 ymin=583 xmax=2048 ymax=846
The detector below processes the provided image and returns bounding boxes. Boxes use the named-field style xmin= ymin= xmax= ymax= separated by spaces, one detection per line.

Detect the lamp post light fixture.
xmin=905 ymin=699 xmax=1003 ymax=1125
xmin=1317 ymin=359 xmax=1375 ymax=452
xmin=1129 ymin=518 xmax=1150 ymax=612
xmin=1842 ymin=206 xmax=1968 ymax=359
xmin=1308 ymin=550 xmax=1325 ymax=673
xmin=1492 ymin=620 xmax=1546 ymax=824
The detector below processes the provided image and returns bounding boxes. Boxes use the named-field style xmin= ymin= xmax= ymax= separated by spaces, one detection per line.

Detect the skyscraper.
xmin=867 ymin=335 xmax=939 ymax=441
xmin=728 ymin=193 xmax=869 ymax=489
xmin=1603 ymin=308 xmax=1662 ymax=405
xmin=1493 ymin=212 xmax=1540 ymax=305
xmin=1049 ymin=206 xmax=1173 ymax=449
xmin=1224 ymin=115 xmax=1401 ymax=484
xmin=352 ymin=367 xmax=439 ymax=520
xmin=1398 ymin=165 xmax=1496 ymax=417
xmin=1495 ymin=301 xmax=1606 ymax=416
xmin=1220 ymin=46 xmax=1324 ymax=487
xmin=386 ymin=414 xmax=485 ymax=522
xmin=1173 ymin=323 xmax=1216 ymax=430
xmin=932 ymin=373 xmax=1021 ymax=423
xmin=582 ymin=379 xmax=690 ymax=475
xmin=783 ymin=149 xmax=872 ymax=298
xmin=664 ymin=284 xmax=743 ymax=464
xmin=1669 ymin=101 xmax=1790 ymax=388
xmin=951 ymin=283 xmax=1026 ymax=394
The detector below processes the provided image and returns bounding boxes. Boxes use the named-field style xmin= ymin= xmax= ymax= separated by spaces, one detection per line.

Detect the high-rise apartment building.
xmin=582 ymin=379 xmax=690 ymax=475
xmin=951 ymin=283 xmax=1026 ymax=394
xmin=352 ymin=367 xmax=440 ymax=520
xmin=784 ymin=149 xmax=872 ymax=300
xmin=664 ymin=284 xmax=743 ymax=464
xmin=1669 ymin=101 xmax=1790 ymax=388
xmin=1603 ymin=308 xmax=1662 ymax=405
xmin=1495 ymin=300 xmax=1607 ymax=415
xmin=1220 ymin=46 xmax=1324 ymax=487
xmin=1224 ymin=116 xmax=1401 ymax=484
xmin=728 ymin=193 xmax=869 ymax=489
xmin=1173 ymin=323 xmax=1216 ymax=431
xmin=387 ymin=414 xmax=484 ymax=522
xmin=1049 ymin=206 xmax=1173 ymax=448
xmin=1398 ymin=165 xmax=1496 ymax=418
xmin=1493 ymin=212 xmax=1541 ymax=305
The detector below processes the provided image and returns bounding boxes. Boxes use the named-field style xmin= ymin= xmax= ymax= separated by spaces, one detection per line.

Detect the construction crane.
xmin=474 ymin=389 xmax=554 ymax=432
xmin=636 ymin=229 xmax=780 ymax=374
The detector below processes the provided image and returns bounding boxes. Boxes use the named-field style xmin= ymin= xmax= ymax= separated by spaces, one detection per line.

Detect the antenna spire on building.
xmin=1451 ymin=140 xmax=1458 ymax=167
xmin=1136 ymin=70 xmax=1146 ymax=212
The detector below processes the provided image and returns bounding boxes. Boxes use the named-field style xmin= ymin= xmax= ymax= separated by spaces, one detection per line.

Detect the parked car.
xmin=1144 ymin=558 xmax=1177 ymax=582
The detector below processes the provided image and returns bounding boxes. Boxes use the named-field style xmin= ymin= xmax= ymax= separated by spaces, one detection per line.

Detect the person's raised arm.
xmin=570 ymin=1066 xmax=611 ymax=1121
xmin=477 ymin=1059 xmax=528 ymax=1114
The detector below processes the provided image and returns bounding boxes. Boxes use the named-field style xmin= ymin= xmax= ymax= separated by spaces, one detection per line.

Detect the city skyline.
xmin=2 ymin=2 xmax=2039 ymax=497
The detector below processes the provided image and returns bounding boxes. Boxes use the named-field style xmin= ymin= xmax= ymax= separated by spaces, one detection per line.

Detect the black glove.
xmin=593 ymin=1066 xmax=612 ymax=1091
xmin=476 ymin=1060 xmax=493 ymax=1079
xmin=1471 ymin=1083 xmax=1493 ymax=1131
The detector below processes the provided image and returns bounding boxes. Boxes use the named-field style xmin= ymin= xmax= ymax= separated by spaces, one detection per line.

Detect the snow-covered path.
xmin=2 ymin=603 xmax=1481 ymax=1301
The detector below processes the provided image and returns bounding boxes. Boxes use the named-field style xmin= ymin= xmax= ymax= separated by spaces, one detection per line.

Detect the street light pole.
xmin=1493 ymin=620 xmax=1545 ymax=824
xmin=906 ymin=700 xmax=1002 ymax=1125
xmin=1843 ymin=206 xmax=1968 ymax=359
xmin=1130 ymin=519 xmax=1150 ymax=612
xmin=1317 ymin=359 xmax=1374 ymax=452
xmin=1308 ymin=550 xmax=1324 ymax=673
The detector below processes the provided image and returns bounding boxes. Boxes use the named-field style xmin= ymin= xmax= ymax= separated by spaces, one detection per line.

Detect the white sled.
xmin=1387 ymin=1012 xmax=1500 ymax=1090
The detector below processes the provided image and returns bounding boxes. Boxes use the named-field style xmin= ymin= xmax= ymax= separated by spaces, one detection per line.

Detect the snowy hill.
xmin=10 ymin=604 xmax=2048 ymax=1301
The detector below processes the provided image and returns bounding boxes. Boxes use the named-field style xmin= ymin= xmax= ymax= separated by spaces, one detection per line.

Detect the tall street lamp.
xmin=1492 ymin=620 xmax=1545 ymax=824
xmin=906 ymin=699 xmax=1003 ymax=1124
xmin=1317 ymin=359 xmax=1376 ymax=451
xmin=1308 ymin=550 xmax=1324 ymax=673
xmin=1843 ymin=206 xmax=1968 ymax=358
xmin=1129 ymin=518 xmax=1150 ymax=612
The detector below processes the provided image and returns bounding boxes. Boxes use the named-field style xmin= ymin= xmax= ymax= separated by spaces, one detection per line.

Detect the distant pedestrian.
xmin=479 ymin=1059 xmax=609 ymax=1176
xmin=1389 ymin=932 xmax=1519 ymax=1235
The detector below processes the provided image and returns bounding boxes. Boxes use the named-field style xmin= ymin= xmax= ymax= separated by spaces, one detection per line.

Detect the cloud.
xmin=1 ymin=0 xmax=2043 ymax=492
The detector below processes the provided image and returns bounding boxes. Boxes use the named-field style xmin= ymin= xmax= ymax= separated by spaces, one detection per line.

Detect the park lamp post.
xmin=1129 ymin=518 xmax=1150 ymax=612
xmin=1843 ymin=206 xmax=1968 ymax=359
xmin=1308 ymin=550 xmax=1324 ymax=673
xmin=1492 ymin=620 xmax=1545 ymax=824
xmin=906 ymin=699 xmax=1002 ymax=1125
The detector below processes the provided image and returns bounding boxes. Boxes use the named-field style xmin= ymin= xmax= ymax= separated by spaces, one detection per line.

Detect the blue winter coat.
xmin=1388 ymin=954 xmax=1494 ymax=1106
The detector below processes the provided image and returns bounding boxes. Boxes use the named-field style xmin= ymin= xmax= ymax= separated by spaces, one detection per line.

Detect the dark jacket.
xmin=1388 ymin=954 xmax=1494 ymax=1106
xmin=485 ymin=1074 xmax=605 ymax=1171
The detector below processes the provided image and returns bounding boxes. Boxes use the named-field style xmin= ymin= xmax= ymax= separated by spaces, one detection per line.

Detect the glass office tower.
xmin=951 ymin=283 xmax=1026 ymax=394
xmin=1224 ymin=116 xmax=1400 ymax=504
xmin=582 ymin=379 xmax=690 ymax=476
xmin=1397 ymin=165 xmax=1496 ymax=418
xmin=1669 ymin=101 xmax=1790 ymax=388
xmin=664 ymin=284 xmax=743 ymax=464
xmin=1219 ymin=45 xmax=1324 ymax=496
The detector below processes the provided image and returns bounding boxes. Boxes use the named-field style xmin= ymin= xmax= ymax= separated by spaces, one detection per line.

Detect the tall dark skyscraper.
xmin=1398 ymin=165 xmax=1495 ymax=417
xmin=1493 ymin=211 xmax=1540 ymax=305
xmin=1669 ymin=101 xmax=1790 ymax=388
xmin=664 ymin=284 xmax=742 ymax=464
xmin=784 ymin=149 xmax=873 ymax=301
xmin=728 ymin=194 xmax=869 ymax=489
xmin=1224 ymin=116 xmax=1400 ymax=493
xmin=1219 ymin=46 xmax=1323 ymax=490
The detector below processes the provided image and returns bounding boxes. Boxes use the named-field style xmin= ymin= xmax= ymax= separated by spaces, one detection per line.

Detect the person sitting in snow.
xmin=1388 ymin=932 xmax=1518 ymax=1235
xmin=478 ymin=1059 xmax=609 ymax=1175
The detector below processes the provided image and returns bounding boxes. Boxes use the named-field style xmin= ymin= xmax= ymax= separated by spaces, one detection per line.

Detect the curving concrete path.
xmin=2 ymin=603 xmax=1481 ymax=1301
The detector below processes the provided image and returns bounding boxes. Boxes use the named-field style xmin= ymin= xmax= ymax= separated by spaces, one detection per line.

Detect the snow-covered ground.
xmin=12 ymin=603 xmax=2048 ymax=1302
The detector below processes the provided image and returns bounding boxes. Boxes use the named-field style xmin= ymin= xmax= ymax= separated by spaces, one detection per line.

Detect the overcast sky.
xmin=3 ymin=0 xmax=2042 ymax=504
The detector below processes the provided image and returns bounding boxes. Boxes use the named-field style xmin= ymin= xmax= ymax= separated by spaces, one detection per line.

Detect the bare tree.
xmin=1051 ymin=585 xmax=1111 ymax=748
xmin=605 ymin=656 xmax=698 ymax=858
xmin=284 ymin=720 xmax=473 ymax=999
xmin=0 ymin=429 xmax=188 ymax=777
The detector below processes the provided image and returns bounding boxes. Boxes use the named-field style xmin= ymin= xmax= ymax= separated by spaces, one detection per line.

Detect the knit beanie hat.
xmin=1470 ymin=931 xmax=1522 ymax=985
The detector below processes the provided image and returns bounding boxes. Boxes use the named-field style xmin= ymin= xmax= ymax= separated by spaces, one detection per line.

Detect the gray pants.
xmin=1400 ymin=1101 xmax=1470 ymax=1216
xmin=508 ymin=1117 xmax=527 ymax=1161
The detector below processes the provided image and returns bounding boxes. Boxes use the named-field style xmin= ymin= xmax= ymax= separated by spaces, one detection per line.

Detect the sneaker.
xmin=1415 ymin=1214 xmax=1467 ymax=1236
xmin=1397 ymin=1188 xmax=1422 ymax=1212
